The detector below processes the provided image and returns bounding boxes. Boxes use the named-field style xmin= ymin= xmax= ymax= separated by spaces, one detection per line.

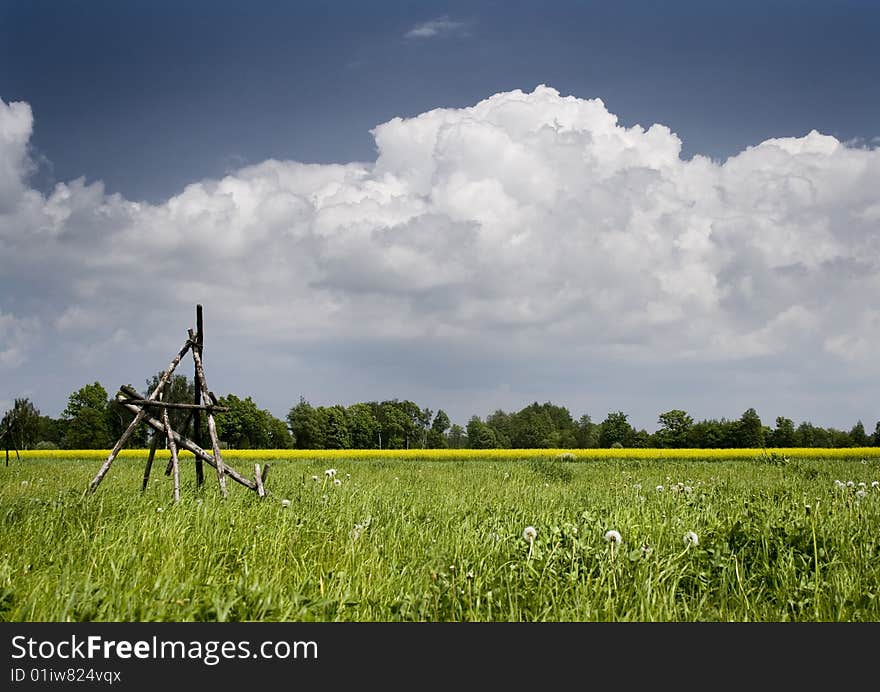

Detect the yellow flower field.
xmin=17 ymin=446 xmax=880 ymax=462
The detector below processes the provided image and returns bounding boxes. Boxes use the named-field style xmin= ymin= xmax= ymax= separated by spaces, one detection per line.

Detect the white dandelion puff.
xmin=311 ymin=475 xmax=318 ymax=482
xmin=655 ymin=485 xmax=664 ymax=492
xmin=522 ymin=526 xmax=537 ymax=544
xmin=281 ymin=499 xmax=291 ymax=508
xmin=858 ymin=482 xmax=867 ymax=488
xmin=856 ymin=490 xmax=867 ymax=499
xmin=604 ymin=530 xmax=622 ymax=545
xmin=683 ymin=485 xmax=694 ymax=495
xmin=683 ymin=531 xmax=699 ymax=547
xmin=325 ymin=468 xmax=337 ymax=478
xmin=156 ymin=507 xmax=164 ymax=513
xmin=834 ymin=480 xmax=845 ymax=488
xmin=872 ymin=481 xmax=879 ymax=489
xmin=846 ymin=480 xmax=855 ymax=488
xmin=333 ymin=478 xmax=342 ymax=487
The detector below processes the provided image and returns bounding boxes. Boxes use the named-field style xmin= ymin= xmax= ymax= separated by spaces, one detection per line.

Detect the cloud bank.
xmin=1 ymin=86 xmax=878 ymax=427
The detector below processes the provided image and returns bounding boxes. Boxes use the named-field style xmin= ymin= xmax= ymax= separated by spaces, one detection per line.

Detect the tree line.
xmin=2 ymin=379 xmax=878 ymax=451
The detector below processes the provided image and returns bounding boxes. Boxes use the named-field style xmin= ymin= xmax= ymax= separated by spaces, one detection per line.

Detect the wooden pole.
xmin=140 ymin=388 xmax=163 ymax=493
xmin=116 ymin=398 xmax=228 ymax=412
xmin=260 ymin=464 xmax=270 ymax=487
xmin=141 ymin=426 xmax=160 ymax=492
xmin=194 ymin=304 xmax=204 ymax=487
xmin=115 ymin=395 xmax=257 ymax=490
xmin=162 ymin=404 xmax=181 ymax=504
xmin=254 ymin=463 xmax=266 ymax=497
xmin=189 ymin=328 xmax=227 ymax=498
xmin=164 ymin=408 xmax=194 ymax=476
xmin=88 ymin=338 xmax=192 ymax=494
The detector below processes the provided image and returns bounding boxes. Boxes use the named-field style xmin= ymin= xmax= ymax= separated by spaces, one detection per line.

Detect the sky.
xmin=1 ymin=0 xmax=879 ymax=433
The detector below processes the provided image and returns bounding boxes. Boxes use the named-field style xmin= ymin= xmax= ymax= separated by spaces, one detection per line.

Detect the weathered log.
xmin=88 ymin=338 xmax=191 ymax=494
xmin=117 ymin=397 xmax=229 ymax=412
xmin=194 ymin=304 xmax=204 ymax=487
xmin=141 ymin=431 xmax=159 ymax=493
xmin=162 ymin=404 xmax=181 ymax=504
xmin=261 ymin=464 xmax=271 ymax=487
xmin=189 ymin=329 xmax=227 ymax=498
xmin=254 ymin=463 xmax=266 ymax=497
xmin=165 ymin=407 xmax=194 ymax=476
xmin=115 ymin=395 xmax=256 ymax=490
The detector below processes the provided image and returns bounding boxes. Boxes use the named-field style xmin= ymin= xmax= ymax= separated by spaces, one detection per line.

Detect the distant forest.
xmin=2 ymin=376 xmax=878 ymax=451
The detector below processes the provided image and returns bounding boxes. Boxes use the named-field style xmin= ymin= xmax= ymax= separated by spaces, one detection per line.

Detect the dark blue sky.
xmin=2 ymin=0 xmax=878 ymax=203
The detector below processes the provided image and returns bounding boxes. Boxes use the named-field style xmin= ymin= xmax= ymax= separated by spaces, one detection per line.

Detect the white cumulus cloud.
xmin=1 ymin=87 xmax=879 ymax=427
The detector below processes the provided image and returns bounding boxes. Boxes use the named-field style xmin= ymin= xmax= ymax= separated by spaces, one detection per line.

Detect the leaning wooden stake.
xmin=88 ymin=338 xmax=191 ymax=494
xmin=162 ymin=404 xmax=181 ymax=504
xmin=254 ymin=463 xmax=266 ymax=497
xmin=190 ymin=329 xmax=227 ymax=498
xmin=141 ymin=427 xmax=160 ymax=493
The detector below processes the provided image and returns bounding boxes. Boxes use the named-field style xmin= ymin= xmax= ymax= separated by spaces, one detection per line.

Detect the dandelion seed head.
xmin=872 ymin=481 xmax=879 ymax=489
xmin=604 ymin=529 xmax=622 ymax=545
xmin=522 ymin=526 xmax=537 ymax=543
xmin=655 ymin=485 xmax=664 ymax=492
xmin=324 ymin=468 xmax=337 ymax=478
xmin=333 ymin=478 xmax=342 ymax=487
xmin=683 ymin=531 xmax=699 ymax=546
xmin=281 ymin=499 xmax=291 ymax=508
xmin=846 ymin=480 xmax=855 ymax=488
xmin=856 ymin=490 xmax=867 ymax=499
xmin=156 ymin=507 xmax=164 ymax=513
xmin=311 ymin=475 xmax=318 ymax=482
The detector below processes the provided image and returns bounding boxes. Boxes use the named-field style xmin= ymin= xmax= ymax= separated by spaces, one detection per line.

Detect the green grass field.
xmin=2 ymin=451 xmax=879 ymax=621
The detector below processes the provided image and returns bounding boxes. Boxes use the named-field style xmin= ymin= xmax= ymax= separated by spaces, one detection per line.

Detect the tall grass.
xmin=2 ymin=453 xmax=879 ymax=621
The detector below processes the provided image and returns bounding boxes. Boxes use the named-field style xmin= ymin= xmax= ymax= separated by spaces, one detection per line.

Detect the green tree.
xmin=347 ymin=403 xmax=379 ymax=449
xmin=850 ymin=420 xmax=868 ymax=446
xmin=768 ymin=416 xmax=796 ymax=447
xmin=1 ymin=398 xmax=42 ymax=450
xmin=485 ymin=410 xmax=514 ymax=448
xmin=447 ymin=423 xmax=467 ymax=449
xmin=734 ymin=408 xmax=765 ymax=447
xmin=62 ymin=382 xmax=111 ymax=449
xmin=322 ymin=405 xmax=351 ymax=449
xmin=575 ymin=414 xmax=600 ymax=448
xmin=466 ymin=416 xmax=499 ymax=449
xmin=37 ymin=415 xmax=66 ymax=446
xmin=214 ymin=394 xmax=272 ymax=449
xmin=427 ymin=409 xmax=451 ymax=448
xmin=599 ymin=411 xmax=634 ymax=448
xmin=266 ymin=414 xmax=293 ymax=448
xmin=64 ymin=407 xmax=111 ymax=449
xmin=287 ymin=397 xmax=324 ymax=449
xmin=511 ymin=403 xmax=558 ymax=448
xmin=656 ymin=409 xmax=694 ymax=448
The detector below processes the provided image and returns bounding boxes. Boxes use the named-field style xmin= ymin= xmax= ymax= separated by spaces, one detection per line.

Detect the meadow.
xmin=2 ymin=448 xmax=879 ymax=622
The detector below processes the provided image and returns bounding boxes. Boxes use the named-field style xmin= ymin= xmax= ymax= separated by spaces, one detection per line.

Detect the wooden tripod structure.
xmin=87 ymin=305 xmax=269 ymax=501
